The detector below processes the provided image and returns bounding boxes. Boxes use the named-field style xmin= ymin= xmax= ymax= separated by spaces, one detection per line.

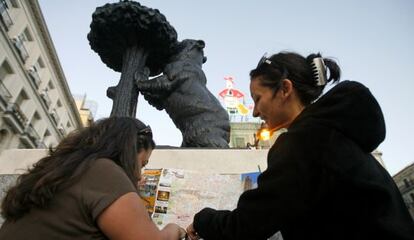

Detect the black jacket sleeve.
xmin=193 ymin=130 xmax=330 ymax=240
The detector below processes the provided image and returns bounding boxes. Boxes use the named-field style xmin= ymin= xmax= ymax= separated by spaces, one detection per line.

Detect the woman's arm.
xmin=98 ymin=192 xmax=186 ymax=240
xmin=189 ymin=131 xmax=328 ymax=239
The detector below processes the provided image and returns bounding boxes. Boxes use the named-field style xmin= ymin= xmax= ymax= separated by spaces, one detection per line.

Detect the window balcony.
xmin=28 ymin=66 xmax=41 ymax=89
xmin=3 ymin=102 xmax=28 ymax=132
xmin=0 ymin=1 xmax=13 ymax=31
xmin=400 ymin=180 xmax=414 ymax=194
xmin=50 ymin=108 xmax=60 ymax=126
xmin=58 ymin=125 xmax=66 ymax=136
xmin=12 ymin=37 xmax=29 ymax=63
xmin=40 ymin=89 xmax=51 ymax=108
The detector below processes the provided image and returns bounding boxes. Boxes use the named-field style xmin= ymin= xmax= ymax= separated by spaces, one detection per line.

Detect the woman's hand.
xmin=161 ymin=223 xmax=187 ymax=239
xmin=137 ymin=177 xmax=146 ymax=189
xmin=186 ymin=223 xmax=199 ymax=240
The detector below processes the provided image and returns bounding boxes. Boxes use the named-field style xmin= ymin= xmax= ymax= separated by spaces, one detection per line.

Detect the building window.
xmin=10 ymin=0 xmax=19 ymax=8
xmin=0 ymin=128 xmax=9 ymax=147
xmin=42 ymin=129 xmax=51 ymax=146
xmin=56 ymin=99 xmax=62 ymax=107
xmin=26 ymin=114 xmax=41 ymax=144
xmin=404 ymin=179 xmax=410 ymax=188
xmin=0 ymin=59 xmax=13 ymax=81
xmin=34 ymin=56 xmax=45 ymax=70
xmin=1 ymin=0 xmax=9 ymax=8
xmin=20 ymin=27 xmax=33 ymax=42
xmin=15 ymin=89 xmax=28 ymax=106
xmin=43 ymin=129 xmax=51 ymax=138
xmin=12 ymin=34 xmax=29 ymax=62
xmin=47 ymin=80 xmax=55 ymax=89
xmin=0 ymin=0 xmax=13 ymax=31
xmin=31 ymin=111 xmax=41 ymax=128
xmin=235 ymin=137 xmax=245 ymax=148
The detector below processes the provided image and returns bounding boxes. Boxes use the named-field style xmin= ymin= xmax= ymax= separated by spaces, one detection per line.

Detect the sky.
xmin=37 ymin=0 xmax=414 ymax=175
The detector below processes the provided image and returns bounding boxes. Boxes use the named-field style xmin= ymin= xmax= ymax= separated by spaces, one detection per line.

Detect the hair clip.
xmin=311 ymin=58 xmax=327 ymax=86
xmin=257 ymin=52 xmax=270 ymax=68
xmin=256 ymin=52 xmax=289 ymax=78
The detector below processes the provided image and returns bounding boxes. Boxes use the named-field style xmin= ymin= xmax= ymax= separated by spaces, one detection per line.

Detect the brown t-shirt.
xmin=0 ymin=158 xmax=137 ymax=240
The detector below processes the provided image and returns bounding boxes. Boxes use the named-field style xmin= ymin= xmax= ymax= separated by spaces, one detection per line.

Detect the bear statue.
xmin=136 ymin=39 xmax=230 ymax=148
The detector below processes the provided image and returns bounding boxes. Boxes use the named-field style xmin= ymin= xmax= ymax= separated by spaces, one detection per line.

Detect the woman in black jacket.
xmin=186 ymin=52 xmax=414 ymax=240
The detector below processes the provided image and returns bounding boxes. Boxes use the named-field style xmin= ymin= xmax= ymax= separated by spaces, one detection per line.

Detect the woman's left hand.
xmin=186 ymin=223 xmax=200 ymax=240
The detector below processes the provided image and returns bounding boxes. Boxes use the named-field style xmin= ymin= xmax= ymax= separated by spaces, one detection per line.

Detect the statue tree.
xmin=87 ymin=1 xmax=177 ymax=117
xmin=88 ymin=1 xmax=230 ymax=148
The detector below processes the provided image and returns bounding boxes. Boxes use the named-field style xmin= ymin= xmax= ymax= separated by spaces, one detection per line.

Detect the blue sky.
xmin=38 ymin=0 xmax=414 ymax=175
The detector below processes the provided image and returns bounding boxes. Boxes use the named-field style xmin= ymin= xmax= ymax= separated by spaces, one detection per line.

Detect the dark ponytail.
xmin=305 ymin=53 xmax=341 ymax=84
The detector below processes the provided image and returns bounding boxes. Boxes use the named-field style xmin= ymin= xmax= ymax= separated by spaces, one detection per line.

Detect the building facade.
xmin=0 ymin=0 xmax=81 ymax=151
xmin=393 ymin=162 xmax=414 ymax=220
xmin=73 ymin=94 xmax=97 ymax=127
xmin=229 ymin=122 xmax=285 ymax=149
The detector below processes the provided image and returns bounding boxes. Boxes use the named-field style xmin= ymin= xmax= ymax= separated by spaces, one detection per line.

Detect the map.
xmin=139 ymin=168 xmax=258 ymax=228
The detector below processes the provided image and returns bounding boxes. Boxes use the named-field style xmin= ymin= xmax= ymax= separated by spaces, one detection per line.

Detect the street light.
xmin=258 ymin=128 xmax=271 ymax=141
xmin=247 ymin=122 xmax=272 ymax=149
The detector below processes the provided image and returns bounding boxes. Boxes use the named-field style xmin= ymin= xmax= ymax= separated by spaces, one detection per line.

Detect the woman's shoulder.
xmin=79 ymin=159 xmax=137 ymax=222
xmin=93 ymin=158 xmax=121 ymax=169
xmin=82 ymin=158 xmax=130 ymax=183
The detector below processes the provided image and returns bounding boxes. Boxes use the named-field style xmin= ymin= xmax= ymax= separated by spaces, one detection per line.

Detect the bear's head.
xmin=170 ymin=39 xmax=207 ymax=65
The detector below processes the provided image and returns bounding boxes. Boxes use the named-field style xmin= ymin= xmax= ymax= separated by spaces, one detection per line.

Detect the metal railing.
xmin=0 ymin=0 xmax=13 ymax=31
xmin=12 ymin=37 xmax=29 ymax=62
xmin=28 ymin=67 xmax=41 ymax=89
xmin=6 ymin=102 xmax=28 ymax=126
xmin=50 ymin=108 xmax=60 ymax=126
xmin=400 ymin=180 xmax=414 ymax=194
xmin=40 ymin=89 xmax=51 ymax=108
xmin=58 ymin=125 xmax=66 ymax=136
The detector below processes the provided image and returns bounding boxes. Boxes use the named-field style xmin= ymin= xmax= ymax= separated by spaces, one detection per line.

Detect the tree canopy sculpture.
xmin=87 ymin=1 xmax=177 ymax=117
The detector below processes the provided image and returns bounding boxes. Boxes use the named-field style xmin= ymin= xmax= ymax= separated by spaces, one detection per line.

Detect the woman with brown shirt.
xmin=0 ymin=117 xmax=186 ymax=240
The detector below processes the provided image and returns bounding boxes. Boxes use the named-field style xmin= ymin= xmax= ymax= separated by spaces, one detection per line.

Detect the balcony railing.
xmin=50 ymin=108 xmax=60 ymax=126
xmin=6 ymin=102 xmax=28 ymax=127
xmin=12 ymin=37 xmax=29 ymax=62
xmin=25 ymin=123 xmax=40 ymax=143
xmin=0 ymin=0 xmax=13 ymax=31
xmin=40 ymin=89 xmax=51 ymax=108
xmin=0 ymin=80 xmax=12 ymax=105
xmin=400 ymin=181 xmax=414 ymax=194
xmin=28 ymin=67 xmax=41 ymax=89
xmin=58 ymin=125 xmax=66 ymax=136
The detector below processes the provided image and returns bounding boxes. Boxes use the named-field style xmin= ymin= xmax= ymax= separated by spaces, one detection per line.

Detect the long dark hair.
xmin=250 ymin=51 xmax=341 ymax=105
xmin=1 ymin=117 xmax=155 ymax=221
